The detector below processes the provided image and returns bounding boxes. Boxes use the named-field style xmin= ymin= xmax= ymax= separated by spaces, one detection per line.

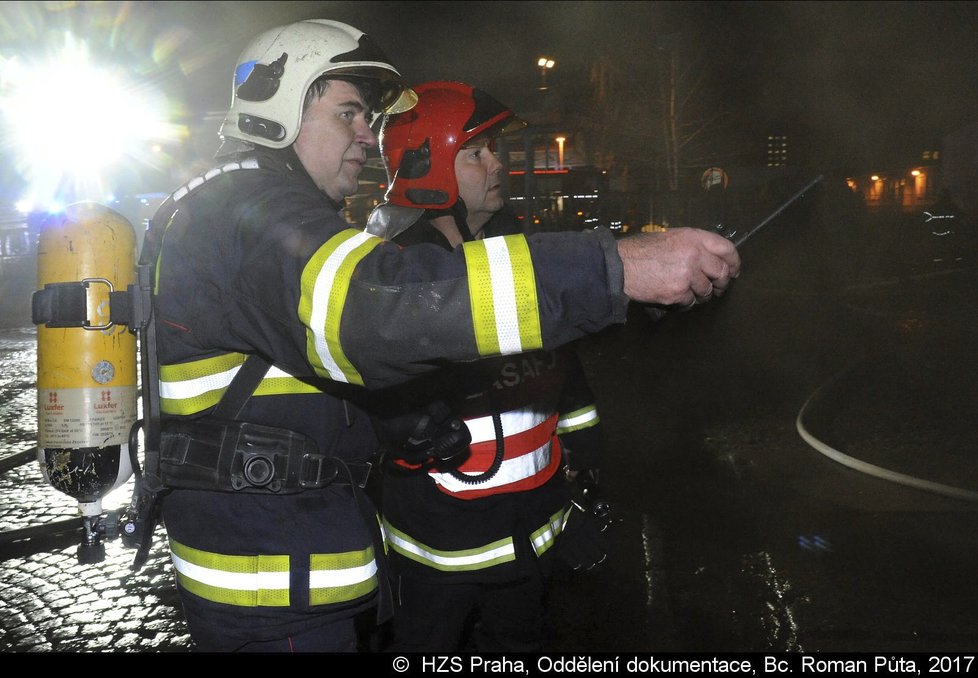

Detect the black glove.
xmin=554 ymin=468 xmax=611 ymax=572
xmin=375 ymin=400 xmax=471 ymax=469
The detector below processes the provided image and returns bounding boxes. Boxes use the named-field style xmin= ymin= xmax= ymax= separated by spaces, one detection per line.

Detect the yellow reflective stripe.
xmin=160 ymin=356 xmax=325 ymax=416
xmin=159 ymin=353 xmax=247 ymax=415
xmin=309 ymin=546 xmax=379 ymax=605
xmin=254 ymin=373 xmax=322 ymax=397
xmin=463 ymin=235 xmax=542 ymax=356
xmin=170 ymin=539 xmax=378 ymax=608
xmin=299 ymin=230 xmax=381 ymax=385
xmin=160 ymin=352 xmax=247 ymax=384
xmin=556 ymin=405 xmax=601 ymax=435
xmin=383 ymin=519 xmax=516 ymax=572
xmin=531 ymin=506 xmax=570 ymax=556
xmin=169 ymin=538 xmax=291 ymax=607
xmin=464 ymin=240 xmax=498 ymax=354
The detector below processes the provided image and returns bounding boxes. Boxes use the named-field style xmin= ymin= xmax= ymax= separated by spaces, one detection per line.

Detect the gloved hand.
xmin=375 ymin=400 xmax=471 ymax=469
xmin=554 ymin=467 xmax=611 ymax=572
xmin=554 ymin=501 xmax=610 ymax=572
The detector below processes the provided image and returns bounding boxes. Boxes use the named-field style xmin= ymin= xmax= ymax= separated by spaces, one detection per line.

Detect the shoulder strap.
xmin=211 ymin=354 xmax=272 ymax=420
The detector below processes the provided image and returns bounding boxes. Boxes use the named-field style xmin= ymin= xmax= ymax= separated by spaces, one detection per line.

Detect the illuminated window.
xmin=766 ymin=134 xmax=788 ymax=167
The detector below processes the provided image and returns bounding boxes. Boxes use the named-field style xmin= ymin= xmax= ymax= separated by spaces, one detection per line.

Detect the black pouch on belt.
xmin=159 ymin=418 xmax=342 ymax=494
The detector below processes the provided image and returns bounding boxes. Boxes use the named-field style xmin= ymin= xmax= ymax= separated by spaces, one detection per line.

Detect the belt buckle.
xmin=299 ymin=453 xmax=338 ymax=489
xmin=357 ymin=460 xmax=373 ymax=489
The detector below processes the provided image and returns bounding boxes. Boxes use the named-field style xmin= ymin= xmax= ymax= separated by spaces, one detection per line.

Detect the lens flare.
xmin=0 ymin=33 xmax=185 ymax=208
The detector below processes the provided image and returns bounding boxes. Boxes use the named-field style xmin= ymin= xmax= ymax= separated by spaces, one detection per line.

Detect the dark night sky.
xmin=2 ymin=1 xmax=977 ymax=172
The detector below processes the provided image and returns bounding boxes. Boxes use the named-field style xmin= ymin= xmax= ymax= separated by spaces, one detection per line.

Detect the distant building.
xmin=845 ymin=148 xmax=941 ymax=214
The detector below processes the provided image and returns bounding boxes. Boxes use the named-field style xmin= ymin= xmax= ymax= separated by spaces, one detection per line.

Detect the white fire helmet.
xmin=218 ymin=19 xmax=417 ymax=150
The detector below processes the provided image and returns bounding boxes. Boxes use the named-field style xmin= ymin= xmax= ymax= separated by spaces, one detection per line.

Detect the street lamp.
xmin=537 ymin=57 xmax=555 ymax=91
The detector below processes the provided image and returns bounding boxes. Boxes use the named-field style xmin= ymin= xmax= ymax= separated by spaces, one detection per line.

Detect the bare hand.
xmin=617 ymin=228 xmax=741 ymax=306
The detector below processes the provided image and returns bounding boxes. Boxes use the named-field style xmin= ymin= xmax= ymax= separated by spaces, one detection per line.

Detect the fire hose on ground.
xmin=796 ymin=363 xmax=978 ymax=503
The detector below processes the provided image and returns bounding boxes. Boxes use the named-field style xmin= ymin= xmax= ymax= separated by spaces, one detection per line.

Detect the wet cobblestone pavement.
xmin=0 ymin=328 xmax=189 ymax=652
xmin=0 ymin=465 xmax=192 ymax=652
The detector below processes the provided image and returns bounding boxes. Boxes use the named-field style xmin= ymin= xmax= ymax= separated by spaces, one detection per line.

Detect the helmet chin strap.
xmin=451 ymin=200 xmax=475 ymax=242
xmin=426 ymin=200 xmax=475 ymax=243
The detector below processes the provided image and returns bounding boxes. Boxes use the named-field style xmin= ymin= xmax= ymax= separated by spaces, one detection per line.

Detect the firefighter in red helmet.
xmin=367 ymin=82 xmax=609 ymax=652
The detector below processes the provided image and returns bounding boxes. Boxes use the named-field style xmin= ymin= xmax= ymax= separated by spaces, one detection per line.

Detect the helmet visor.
xmin=328 ymin=66 xmax=418 ymax=115
xmin=385 ymin=83 xmax=418 ymax=115
xmin=461 ymin=116 xmax=527 ymax=150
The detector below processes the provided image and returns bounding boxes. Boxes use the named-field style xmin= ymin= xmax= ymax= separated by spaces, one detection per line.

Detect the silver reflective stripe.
xmin=308 ymin=231 xmax=376 ymax=383
xmin=159 ymin=364 xmax=239 ymax=400
xmin=172 ymin=158 xmax=260 ymax=202
xmin=531 ymin=507 xmax=571 ymax=556
xmin=385 ymin=523 xmax=516 ymax=571
xmin=170 ymin=551 xmax=290 ymax=592
xmin=465 ymin=408 xmax=549 ymax=444
xmin=483 ymin=236 xmax=524 ymax=354
xmin=429 ymin=442 xmax=552 ymax=493
xmin=308 ymin=560 xmax=378 ymax=588
xmin=159 ymin=364 xmax=296 ymax=401
xmin=556 ymin=405 xmax=600 ymax=433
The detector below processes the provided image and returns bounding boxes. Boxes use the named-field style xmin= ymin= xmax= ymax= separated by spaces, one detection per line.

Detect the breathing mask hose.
xmin=448 ymin=411 xmax=505 ymax=485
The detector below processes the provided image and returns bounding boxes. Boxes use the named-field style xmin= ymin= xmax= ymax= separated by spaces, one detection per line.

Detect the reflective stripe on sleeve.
xmin=463 ymin=234 xmax=542 ymax=356
xmin=530 ymin=506 xmax=572 ymax=556
xmin=556 ymin=404 xmax=601 ymax=435
xmin=299 ymin=229 xmax=381 ymax=386
xmin=383 ymin=520 xmax=516 ymax=572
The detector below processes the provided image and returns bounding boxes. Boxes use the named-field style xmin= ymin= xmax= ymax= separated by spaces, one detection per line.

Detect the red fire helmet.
xmin=379 ymin=81 xmax=526 ymax=210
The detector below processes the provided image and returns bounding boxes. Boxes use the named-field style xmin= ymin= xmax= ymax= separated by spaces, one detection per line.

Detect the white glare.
xmin=0 ymin=35 xmax=178 ymax=205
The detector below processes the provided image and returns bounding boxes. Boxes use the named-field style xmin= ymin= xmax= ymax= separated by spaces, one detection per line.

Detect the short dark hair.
xmin=303 ymin=75 xmax=383 ymax=117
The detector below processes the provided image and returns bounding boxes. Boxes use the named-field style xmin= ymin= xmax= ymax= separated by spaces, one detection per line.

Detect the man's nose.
xmin=356 ymin=119 xmax=377 ymax=147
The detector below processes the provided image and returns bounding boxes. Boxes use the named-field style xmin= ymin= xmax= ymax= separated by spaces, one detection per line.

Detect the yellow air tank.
xmin=34 ymin=202 xmax=137 ymax=562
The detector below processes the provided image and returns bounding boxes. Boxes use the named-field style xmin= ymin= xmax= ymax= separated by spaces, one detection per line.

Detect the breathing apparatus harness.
xmin=109 ymin=157 xmax=371 ymax=570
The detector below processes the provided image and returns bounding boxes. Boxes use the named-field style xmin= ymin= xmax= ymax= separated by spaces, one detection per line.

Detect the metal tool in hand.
xmin=712 ymin=174 xmax=824 ymax=249
xmin=644 ymin=174 xmax=824 ymax=321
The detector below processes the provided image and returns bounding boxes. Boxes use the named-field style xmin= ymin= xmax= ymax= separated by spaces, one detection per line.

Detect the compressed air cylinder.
xmin=35 ymin=202 xmax=137 ymax=518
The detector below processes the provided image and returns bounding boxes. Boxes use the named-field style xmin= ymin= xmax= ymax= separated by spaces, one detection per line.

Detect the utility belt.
xmin=159 ymin=418 xmax=372 ymax=494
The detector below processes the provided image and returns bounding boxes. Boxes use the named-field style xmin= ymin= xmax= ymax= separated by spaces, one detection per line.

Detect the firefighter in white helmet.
xmin=149 ymin=19 xmax=415 ymax=652
xmin=147 ymin=17 xmax=739 ymax=652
